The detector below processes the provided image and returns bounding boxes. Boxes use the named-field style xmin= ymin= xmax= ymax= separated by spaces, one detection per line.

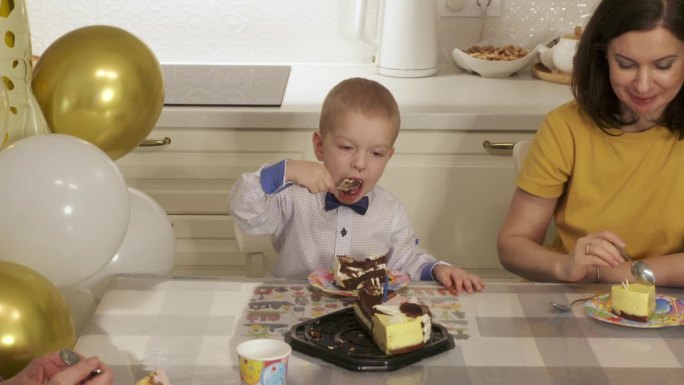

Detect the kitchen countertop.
xmin=156 ymin=64 xmax=574 ymax=131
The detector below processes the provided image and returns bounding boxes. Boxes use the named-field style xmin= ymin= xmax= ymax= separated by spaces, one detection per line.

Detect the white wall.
xmin=27 ymin=0 xmax=597 ymax=65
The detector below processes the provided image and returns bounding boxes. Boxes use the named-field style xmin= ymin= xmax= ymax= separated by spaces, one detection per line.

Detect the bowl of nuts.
xmin=451 ymin=44 xmax=538 ymax=78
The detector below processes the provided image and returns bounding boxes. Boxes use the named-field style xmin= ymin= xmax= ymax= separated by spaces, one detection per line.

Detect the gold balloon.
xmin=31 ymin=25 xmax=164 ymax=160
xmin=0 ymin=261 xmax=76 ymax=379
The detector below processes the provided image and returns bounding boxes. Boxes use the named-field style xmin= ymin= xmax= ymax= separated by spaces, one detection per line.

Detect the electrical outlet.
xmin=438 ymin=0 xmax=501 ymax=17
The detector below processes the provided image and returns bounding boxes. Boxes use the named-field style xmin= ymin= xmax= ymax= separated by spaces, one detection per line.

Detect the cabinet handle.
xmin=139 ymin=137 xmax=171 ymax=147
xmin=482 ymin=140 xmax=514 ymax=150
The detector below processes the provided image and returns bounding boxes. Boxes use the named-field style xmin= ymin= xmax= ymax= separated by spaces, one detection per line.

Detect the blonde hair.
xmin=319 ymin=77 xmax=400 ymax=143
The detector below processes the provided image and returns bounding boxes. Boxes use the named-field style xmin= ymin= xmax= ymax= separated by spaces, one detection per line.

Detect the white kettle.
xmin=536 ymin=27 xmax=582 ymax=74
xmin=355 ymin=0 xmax=438 ymax=78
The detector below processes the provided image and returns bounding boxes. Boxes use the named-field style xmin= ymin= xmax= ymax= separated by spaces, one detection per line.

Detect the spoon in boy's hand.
xmin=336 ymin=178 xmax=361 ymax=192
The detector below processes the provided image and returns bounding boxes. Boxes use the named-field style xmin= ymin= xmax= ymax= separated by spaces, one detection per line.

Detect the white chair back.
xmin=512 ymin=139 xmax=533 ymax=174
xmin=233 ymin=223 xmax=274 ymax=277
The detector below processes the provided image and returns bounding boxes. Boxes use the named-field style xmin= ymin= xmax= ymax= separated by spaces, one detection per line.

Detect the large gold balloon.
xmin=31 ymin=25 xmax=164 ymax=160
xmin=0 ymin=261 xmax=76 ymax=379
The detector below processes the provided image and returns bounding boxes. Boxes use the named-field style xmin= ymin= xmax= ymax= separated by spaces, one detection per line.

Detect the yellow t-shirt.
xmin=518 ymin=101 xmax=684 ymax=259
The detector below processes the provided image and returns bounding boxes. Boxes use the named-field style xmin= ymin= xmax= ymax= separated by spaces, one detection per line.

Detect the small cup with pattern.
xmin=237 ymin=339 xmax=292 ymax=385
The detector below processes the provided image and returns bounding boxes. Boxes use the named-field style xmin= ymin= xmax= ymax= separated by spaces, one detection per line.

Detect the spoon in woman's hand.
xmin=617 ymin=247 xmax=656 ymax=285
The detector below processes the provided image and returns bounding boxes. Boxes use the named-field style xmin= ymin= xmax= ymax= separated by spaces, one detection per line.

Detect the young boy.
xmin=229 ymin=77 xmax=484 ymax=293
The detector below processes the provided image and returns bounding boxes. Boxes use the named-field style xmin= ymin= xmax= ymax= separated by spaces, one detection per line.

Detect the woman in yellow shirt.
xmin=498 ymin=0 xmax=684 ymax=287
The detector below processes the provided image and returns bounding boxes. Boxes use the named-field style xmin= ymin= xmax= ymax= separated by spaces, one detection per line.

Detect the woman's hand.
xmin=560 ymin=230 xmax=627 ymax=281
xmin=4 ymin=351 xmax=114 ymax=385
xmin=572 ymin=231 xmax=626 ymax=267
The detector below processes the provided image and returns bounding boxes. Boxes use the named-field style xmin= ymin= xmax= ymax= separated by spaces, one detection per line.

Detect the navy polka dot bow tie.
xmin=324 ymin=192 xmax=369 ymax=215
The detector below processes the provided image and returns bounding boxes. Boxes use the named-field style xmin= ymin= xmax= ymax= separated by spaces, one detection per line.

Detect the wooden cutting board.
xmin=532 ymin=63 xmax=572 ymax=85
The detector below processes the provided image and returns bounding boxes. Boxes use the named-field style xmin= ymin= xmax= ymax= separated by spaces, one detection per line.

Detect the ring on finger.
xmin=585 ymin=243 xmax=591 ymax=255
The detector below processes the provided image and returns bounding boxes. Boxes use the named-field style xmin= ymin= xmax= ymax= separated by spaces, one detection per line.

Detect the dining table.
xmin=73 ymin=274 xmax=684 ymax=385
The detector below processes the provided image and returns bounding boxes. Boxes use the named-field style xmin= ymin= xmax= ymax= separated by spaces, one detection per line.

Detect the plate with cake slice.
xmin=285 ymin=307 xmax=454 ymax=371
xmin=584 ymin=283 xmax=684 ymax=328
xmin=308 ymin=268 xmax=410 ymax=296
xmin=287 ymin=276 xmax=453 ymax=371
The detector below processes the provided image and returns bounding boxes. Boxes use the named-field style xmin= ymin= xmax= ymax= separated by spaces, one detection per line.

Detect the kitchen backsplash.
xmin=27 ymin=0 xmax=597 ymax=65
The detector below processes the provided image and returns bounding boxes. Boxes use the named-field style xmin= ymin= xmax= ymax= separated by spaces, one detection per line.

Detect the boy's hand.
xmin=285 ymin=160 xmax=335 ymax=194
xmin=433 ymin=264 xmax=485 ymax=294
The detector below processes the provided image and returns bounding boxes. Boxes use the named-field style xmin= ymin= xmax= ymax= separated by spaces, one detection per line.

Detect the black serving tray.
xmin=284 ymin=307 xmax=454 ymax=371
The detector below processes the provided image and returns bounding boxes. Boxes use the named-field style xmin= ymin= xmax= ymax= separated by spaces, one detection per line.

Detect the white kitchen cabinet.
xmin=388 ymin=131 xmax=536 ymax=269
xmin=116 ymin=126 xmax=534 ymax=277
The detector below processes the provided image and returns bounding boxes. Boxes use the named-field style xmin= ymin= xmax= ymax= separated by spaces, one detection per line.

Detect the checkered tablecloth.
xmin=75 ymin=275 xmax=684 ymax=385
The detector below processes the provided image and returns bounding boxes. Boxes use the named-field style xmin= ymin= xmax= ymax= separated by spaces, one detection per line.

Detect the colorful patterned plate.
xmin=584 ymin=293 xmax=684 ymax=328
xmin=308 ymin=268 xmax=410 ymax=297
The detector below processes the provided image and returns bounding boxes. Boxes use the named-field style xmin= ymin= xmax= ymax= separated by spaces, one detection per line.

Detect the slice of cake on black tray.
xmin=353 ymin=277 xmax=432 ymax=355
xmin=333 ymin=254 xmax=387 ymax=290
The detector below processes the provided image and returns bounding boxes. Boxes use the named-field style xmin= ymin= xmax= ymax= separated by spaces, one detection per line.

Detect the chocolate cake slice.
xmin=333 ymin=254 xmax=387 ymax=290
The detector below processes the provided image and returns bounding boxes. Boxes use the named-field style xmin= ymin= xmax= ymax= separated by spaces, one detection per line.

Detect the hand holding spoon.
xmin=59 ymin=348 xmax=103 ymax=378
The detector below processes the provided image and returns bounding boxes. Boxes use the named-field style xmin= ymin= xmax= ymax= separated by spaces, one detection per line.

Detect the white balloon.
xmin=78 ymin=187 xmax=175 ymax=298
xmin=0 ymin=134 xmax=130 ymax=286
xmin=59 ymin=286 xmax=98 ymax=336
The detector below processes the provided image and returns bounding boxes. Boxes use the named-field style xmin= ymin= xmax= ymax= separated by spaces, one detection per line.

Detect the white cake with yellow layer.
xmin=610 ymin=282 xmax=655 ymax=322
xmin=353 ymin=277 xmax=432 ymax=355
xmin=371 ymin=304 xmax=432 ymax=355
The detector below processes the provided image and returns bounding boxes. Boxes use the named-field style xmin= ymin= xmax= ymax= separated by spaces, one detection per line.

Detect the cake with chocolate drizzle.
xmin=352 ymin=277 xmax=432 ymax=355
xmin=333 ymin=254 xmax=387 ymax=290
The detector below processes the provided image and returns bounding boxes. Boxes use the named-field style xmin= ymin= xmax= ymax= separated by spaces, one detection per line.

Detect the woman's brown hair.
xmin=573 ymin=0 xmax=684 ymax=138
